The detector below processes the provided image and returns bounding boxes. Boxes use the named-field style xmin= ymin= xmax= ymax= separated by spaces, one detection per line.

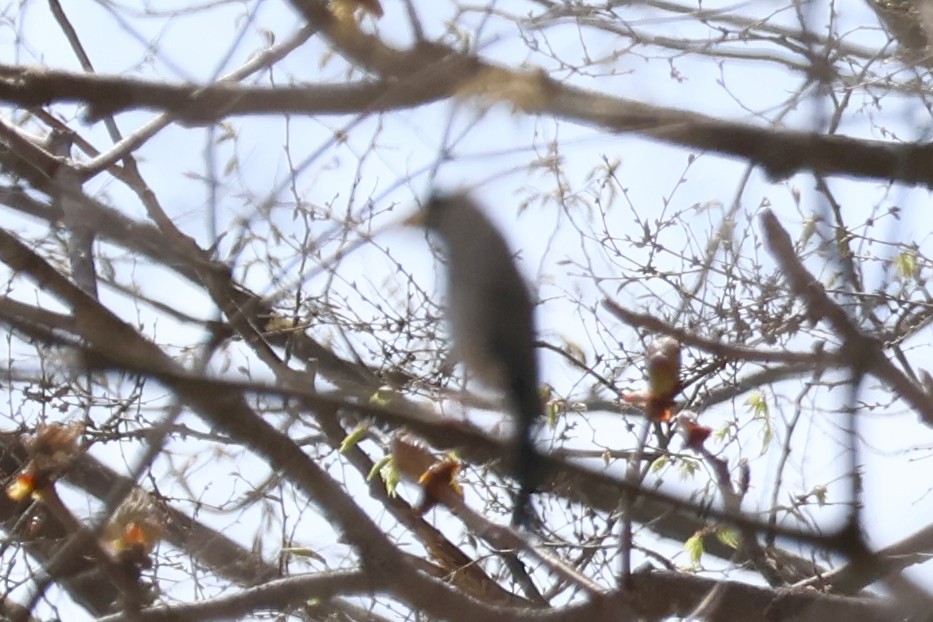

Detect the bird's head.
xmin=404 ymin=192 xmax=512 ymax=269
xmin=404 ymin=192 xmax=471 ymax=235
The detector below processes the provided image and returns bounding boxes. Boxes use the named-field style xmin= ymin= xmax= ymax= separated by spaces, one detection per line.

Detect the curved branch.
xmin=1 ymin=13 xmax=932 ymax=187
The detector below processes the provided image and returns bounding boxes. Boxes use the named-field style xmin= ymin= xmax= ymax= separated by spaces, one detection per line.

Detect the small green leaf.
xmin=282 ymin=547 xmax=325 ymax=563
xmin=546 ymin=399 xmax=561 ymax=428
xmin=813 ymin=484 xmax=827 ymax=506
xmin=380 ymin=458 xmax=399 ymax=497
xmin=713 ymin=424 xmax=732 ymax=442
xmin=678 ymin=457 xmax=700 ymax=480
xmin=759 ymin=417 xmax=773 ymax=452
xmin=801 ymin=215 xmax=817 ymax=246
xmin=369 ymin=386 xmax=397 ymax=407
xmin=650 ymin=455 xmax=669 ymax=473
xmin=715 ymin=526 xmax=740 ymax=550
xmin=745 ymin=392 xmax=773 ymax=453
xmin=684 ymin=531 xmax=704 ymax=566
xmin=367 ymin=455 xmax=392 ymax=481
xmin=745 ymin=392 xmax=768 ymax=418
xmin=368 ymin=456 xmax=399 ymax=497
xmin=562 ymin=339 xmax=587 ymax=365
xmin=340 ymin=424 xmax=369 ymax=453
xmin=895 ymin=250 xmax=919 ymax=281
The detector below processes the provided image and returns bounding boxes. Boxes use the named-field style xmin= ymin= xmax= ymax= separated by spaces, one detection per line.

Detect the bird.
xmin=408 ymin=192 xmax=542 ymax=527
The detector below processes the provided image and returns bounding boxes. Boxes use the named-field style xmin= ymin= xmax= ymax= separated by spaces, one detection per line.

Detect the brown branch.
xmin=61 ymin=442 xmax=279 ymax=587
xmin=300 ymin=0 xmax=933 ymax=188
xmin=312 ymin=408 xmax=534 ymax=607
xmin=94 ymin=571 xmax=378 ymax=622
xmin=0 ymin=64 xmax=441 ymax=123
xmin=624 ymin=569 xmax=902 ymax=622
xmin=0 ymin=226 xmax=568 ymax=622
xmin=58 ymin=362 xmax=854 ymax=556
xmin=760 ymin=209 xmax=933 ymax=425
xmin=0 ymin=157 xmax=378 ymax=392
xmin=797 ymin=522 xmax=933 ymax=594
xmin=695 ymin=361 xmax=824 ymax=410
xmin=601 ymin=299 xmax=842 ymax=368
xmin=1 ymin=23 xmax=933 ymax=186
xmin=0 ymin=269 xmax=819 ymax=574
xmin=0 ymin=440 xmax=124 ymax=616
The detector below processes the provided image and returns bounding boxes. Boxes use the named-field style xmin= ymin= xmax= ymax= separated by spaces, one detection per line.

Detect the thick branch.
xmin=2 ymin=30 xmax=933 ymax=186
xmin=0 ymin=227 xmax=583 ymax=622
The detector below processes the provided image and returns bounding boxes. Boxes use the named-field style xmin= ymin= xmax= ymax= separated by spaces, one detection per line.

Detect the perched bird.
xmin=409 ymin=192 xmax=542 ymax=527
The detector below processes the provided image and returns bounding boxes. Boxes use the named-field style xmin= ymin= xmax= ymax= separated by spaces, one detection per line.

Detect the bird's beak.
xmin=403 ymin=210 xmax=427 ymax=228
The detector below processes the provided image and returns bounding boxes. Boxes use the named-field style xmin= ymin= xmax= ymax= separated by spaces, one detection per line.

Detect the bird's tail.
xmin=509 ymin=377 xmax=542 ymax=528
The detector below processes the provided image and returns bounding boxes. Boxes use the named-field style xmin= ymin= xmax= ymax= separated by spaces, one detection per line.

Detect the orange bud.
xmin=5 ymin=472 xmax=36 ymax=501
xmin=647 ymin=398 xmax=677 ymax=422
xmin=417 ymin=457 xmax=463 ymax=514
xmin=123 ymin=522 xmax=148 ymax=548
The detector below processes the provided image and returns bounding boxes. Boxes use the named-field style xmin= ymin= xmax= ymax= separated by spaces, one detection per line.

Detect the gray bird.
xmin=409 ymin=192 xmax=541 ymax=527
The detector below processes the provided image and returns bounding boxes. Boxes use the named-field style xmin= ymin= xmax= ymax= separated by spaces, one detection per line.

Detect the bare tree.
xmin=0 ymin=1 xmax=930 ymax=620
